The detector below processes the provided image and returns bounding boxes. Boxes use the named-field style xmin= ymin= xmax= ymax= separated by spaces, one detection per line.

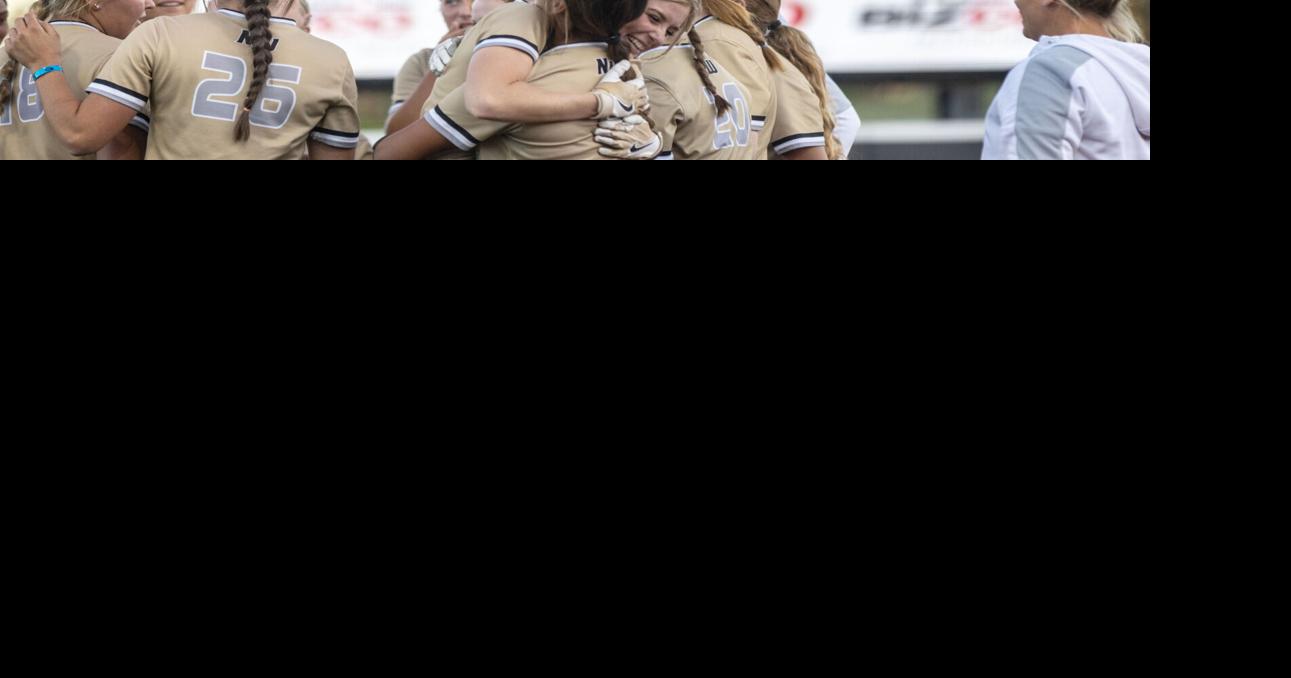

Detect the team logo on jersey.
xmin=704 ymin=59 xmax=719 ymax=75
xmin=236 ymin=30 xmax=281 ymax=51
xmin=597 ymin=58 xmax=612 ymax=75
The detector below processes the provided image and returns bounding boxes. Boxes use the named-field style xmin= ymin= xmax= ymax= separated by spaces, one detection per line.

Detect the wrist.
xmin=32 ymin=63 xmax=63 ymax=80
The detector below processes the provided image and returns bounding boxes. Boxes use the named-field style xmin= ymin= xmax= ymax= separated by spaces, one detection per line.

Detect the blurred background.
xmin=771 ymin=0 xmax=1149 ymax=159
xmin=5 ymin=0 xmax=1150 ymax=159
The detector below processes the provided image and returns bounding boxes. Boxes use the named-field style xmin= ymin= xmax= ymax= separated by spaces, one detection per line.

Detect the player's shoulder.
xmin=473 ymin=0 xmax=549 ymax=51
xmin=640 ymin=43 xmax=694 ymax=93
xmin=276 ymin=23 xmax=352 ymax=72
xmin=51 ymin=20 xmax=122 ymax=53
xmin=773 ymin=59 xmax=815 ymax=98
xmin=481 ymin=0 xmax=548 ymax=27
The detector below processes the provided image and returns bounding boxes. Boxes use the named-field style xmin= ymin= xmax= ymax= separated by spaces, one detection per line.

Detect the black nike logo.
xmin=630 ymin=143 xmax=650 ymax=153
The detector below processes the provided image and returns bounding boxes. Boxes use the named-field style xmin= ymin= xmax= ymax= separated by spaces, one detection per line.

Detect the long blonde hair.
xmin=640 ymin=0 xmax=700 ymax=61
xmin=702 ymin=0 xmax=780 ymax=71
xmin=1058 ymin=0 xmax=1145 ymax=44
xmin=689 ymin=0 xmax=781 ymax=115
xmin=747 ymin=0 xmax=841 ymax=159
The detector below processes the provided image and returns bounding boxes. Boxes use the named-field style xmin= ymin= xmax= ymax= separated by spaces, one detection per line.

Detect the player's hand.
xmin=590 ymin=60 xmax=647 ymax=120
xmin=6 ymin=15 xmax=63 ymax=71
xmin=430 ymin=36 xmax=463 ymax=77
xmin=595 ymin=115 xmax=662 ymax=159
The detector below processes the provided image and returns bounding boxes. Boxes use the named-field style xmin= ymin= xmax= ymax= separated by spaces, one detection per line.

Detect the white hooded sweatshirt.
xmin=983 ymin=34 xmax=1150 ymax=160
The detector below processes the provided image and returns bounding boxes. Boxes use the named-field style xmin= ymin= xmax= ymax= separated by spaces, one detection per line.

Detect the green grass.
xmin=358 ymin=84 xmax=395 ymax=132
xmin=842 ymin=83 xmax=938 ymax=121
xmin=839 ymin=80 xmax=1006 ymax=122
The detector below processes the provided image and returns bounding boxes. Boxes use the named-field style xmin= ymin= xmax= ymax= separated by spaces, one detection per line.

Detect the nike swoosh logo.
xmin=630 ymin=143 xmax=650 ymax=153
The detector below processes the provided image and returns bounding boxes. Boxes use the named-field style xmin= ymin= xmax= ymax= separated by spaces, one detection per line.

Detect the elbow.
xmin=56 ymin=120 xmax=106 ymax=155
xmin=465 ymin=88 xmax=508 ymax=121
xmin=65 ymin=131 xmax=101 ymax=157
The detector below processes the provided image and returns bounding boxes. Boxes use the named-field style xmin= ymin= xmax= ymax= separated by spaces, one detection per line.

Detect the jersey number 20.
xmin=704 ymin=82 xmax=750 ymax=150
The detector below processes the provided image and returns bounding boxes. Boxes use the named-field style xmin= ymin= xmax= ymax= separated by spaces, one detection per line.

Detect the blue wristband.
xmin=32 ymin=65 xmax=63 ymax=81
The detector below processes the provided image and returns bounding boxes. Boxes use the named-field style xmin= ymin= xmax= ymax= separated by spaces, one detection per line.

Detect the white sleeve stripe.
xmin=86 ymin=83 xmax=147 ymax=112
xmin=310 ymin=131 xmax=360 ymax=148
xmin=474 ymin=37 xmax=540 ymax=62
xmin=128 ymin=115 xmax=150 ymax=132
xmin=773 ymin=135 xmax=826 ymax=154
xmin=424 ymin=108 xmax=477 ymax=151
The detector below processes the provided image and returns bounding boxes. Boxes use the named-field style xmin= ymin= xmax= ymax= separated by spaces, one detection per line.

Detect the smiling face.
xmin=143 ymin=0 xmax=196 ymax=21
xmin=619 ymin=0 xmax=692 ymax=56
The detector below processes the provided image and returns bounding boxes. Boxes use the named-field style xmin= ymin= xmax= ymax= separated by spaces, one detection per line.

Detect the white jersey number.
xmin=192 ymin=51 xmax=301 ymax=129
xmin=1 ymin=66 xmax=46 ymax=126
xmin=705 ymin=82 xmax=750 ymax=150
